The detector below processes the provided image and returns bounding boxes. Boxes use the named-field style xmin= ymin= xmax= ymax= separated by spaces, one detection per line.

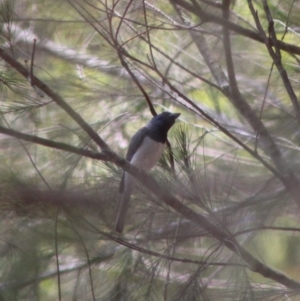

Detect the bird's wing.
xmin=126 ymin=127 xmax=149 ymax=161
xmin=119 ymin=127 xmax=149 ymax=194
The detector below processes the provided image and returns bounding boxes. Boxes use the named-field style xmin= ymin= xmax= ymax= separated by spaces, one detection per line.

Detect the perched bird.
xmin=115 ymin=112 xmax=180 ymax=233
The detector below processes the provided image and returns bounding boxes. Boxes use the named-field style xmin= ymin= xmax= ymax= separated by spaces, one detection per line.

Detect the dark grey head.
xmin=147 ymin=111 xmax=180 ymax=143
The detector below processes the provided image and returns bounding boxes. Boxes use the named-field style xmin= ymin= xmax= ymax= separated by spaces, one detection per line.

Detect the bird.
xmin=114 ymin=111 xmax=180 ymax=233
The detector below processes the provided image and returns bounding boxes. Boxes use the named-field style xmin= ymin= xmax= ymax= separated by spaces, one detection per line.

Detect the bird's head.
xmin=147 ymin=111 xmax=180 ymax=133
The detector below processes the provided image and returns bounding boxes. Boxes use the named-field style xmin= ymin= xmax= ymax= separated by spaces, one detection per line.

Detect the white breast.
xmin=130 ymin=136 xmax=165 ymax=171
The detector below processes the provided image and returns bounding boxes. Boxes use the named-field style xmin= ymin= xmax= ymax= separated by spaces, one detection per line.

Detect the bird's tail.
xmin=114 ymin=175 xmax=133 ymax=233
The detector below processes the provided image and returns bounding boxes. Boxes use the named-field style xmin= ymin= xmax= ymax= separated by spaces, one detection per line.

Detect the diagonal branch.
xmin=1 ymin=124 xmax=300 ymax=289
xmin=170 ymin=0 xmax=300 ymax=55
xmin=247 ymin=0 xmax=300 ymax=125
xmin=169 ymin=0 xmax=300 ymax=210
xmin=0 ymin=125 xmax=106 ymax=160
xmin=1 ymin=34 xmax=300 ymax=289
xmin=0 ymin=47 xmax=109 ymax=151
xmin=173 ymin=0 xmax=228 ymax=88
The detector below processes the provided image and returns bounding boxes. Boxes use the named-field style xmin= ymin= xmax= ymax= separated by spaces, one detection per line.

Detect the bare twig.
xmin=1 ymin=24 xmax=300 ymax=290
xmin=106 ymin=2 xmax=179 ymax=172
xmin=174 ymin=0 xmax=229 ymax=88
xmin=262 ymin=0 xmax=300 ymax=125
xmin=0 ymin=47 xmax=109 ymax=151
xmin=54 ymin=208 xmax=62 ymax=301
xmin=170 ymin=0 xmax=299 ymax=200
xmin=69 ymin=223 xmax=96 ymax=301
xmin=1 ymin=123 xmax=300 ymax=289
xmin=142 ymin=0 xmax=157 ymax=69
xmin=29 ymin=39 xmax=36 ymax=83
xmin=170 ymin=0 xmax=300 ymax=55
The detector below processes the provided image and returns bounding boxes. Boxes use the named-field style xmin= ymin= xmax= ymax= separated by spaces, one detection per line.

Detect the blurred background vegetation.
xmin=1 ymin=0 xmax=300 ymax=300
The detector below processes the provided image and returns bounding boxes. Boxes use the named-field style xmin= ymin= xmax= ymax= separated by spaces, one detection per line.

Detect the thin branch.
xmin=155 ymin=66 xmax=300 ymax=210
xmin=151 ymin=67 xmax=282 ymax=178
xmin=1 ymin=22 xmax=300 ymax=288
xmin=1 ymin=113 xmax=52 ymax=190
xmin=170 ymin=0 xmax=300 ymax=55
xmin=115 ymin=0 xmax=133 ymax=41
xmin=107 ymin=5 xmax=178 ymax=172
xmin=199 ymin=0 xmax=300 ymax=210
xmin=54 ymin=208 xmax=62 ymax=301
xmin=1 ymin=125 xmax=300 ymax=289
xmin=0 ymin=253 xmax=115 ymax=291
xmin=0 ymin=47 xmax=109 ymax=151
xmin=187 ymin=0 xmax=229 ymax=88
xmin=142 ymin=0 xmax=157 ymax=69
xmin=222 ymin=0 xmax=238 ymax=94
xmin=262 ymin=0 xmax=300 ymax=125
xmin=29 ymin=39 xmax=36 ymax=83
xmin=69 ymin=222 xmax=96 ymax=301
xmin=116 ymin=47 xmax=157 ymax=116
xmin=105 ymin=6 xmax=222 ymax=91
xmin=170 ymin=0 xmax=300 ymax=203
xmin=234 ymin=225 xmax=300 ymax=237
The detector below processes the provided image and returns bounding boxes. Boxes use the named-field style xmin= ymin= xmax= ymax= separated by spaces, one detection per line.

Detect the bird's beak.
xmin=172 ymin=113 xmax=181 ymax=120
